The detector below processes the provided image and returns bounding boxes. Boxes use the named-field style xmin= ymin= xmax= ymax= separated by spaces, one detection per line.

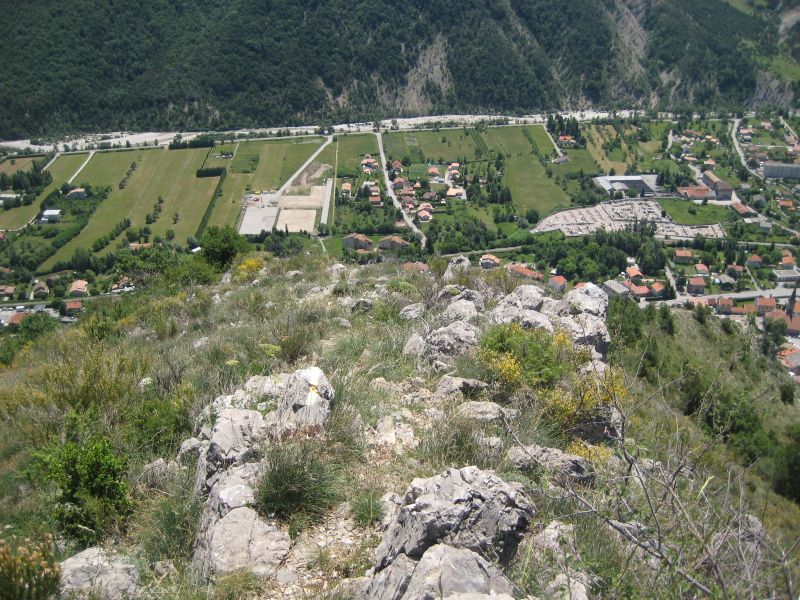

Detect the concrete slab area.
xmin=275 ymin=209 xmax=316 ymax=233
xmin=239 ymin=206 xmax=279 ymax=235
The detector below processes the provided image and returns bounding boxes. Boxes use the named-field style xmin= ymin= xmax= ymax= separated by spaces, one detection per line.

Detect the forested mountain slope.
xmin=0 ymin=0 xmax=797 ymax=138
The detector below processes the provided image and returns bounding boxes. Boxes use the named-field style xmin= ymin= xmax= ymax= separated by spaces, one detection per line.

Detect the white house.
xmin=41 ymin=209 xmax=62 ymax=223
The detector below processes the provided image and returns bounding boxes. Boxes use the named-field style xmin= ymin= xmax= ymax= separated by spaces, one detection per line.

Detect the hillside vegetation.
xmin=0 ymin=0 xmax=796 ymax=138
xmin=0 ymin=247 xmax=799 ymax=598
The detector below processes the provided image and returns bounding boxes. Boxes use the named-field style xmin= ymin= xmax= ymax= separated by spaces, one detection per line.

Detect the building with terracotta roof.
xmin=7 ymin=312 xmax=28 ymax=327
xmin=625 ymin=267 xmax=643 ymax=280
xmin=674 ymin=249 xmax=693 ymax=264
xmin=623 ymin=280 xmax=650 ymax=298
xmin=342 ymin=233 xmax=374 ymax=251
xmin=716 ymin=297 xmax=734 ymax=314
xmin=755 ymin=296 xmax=776 ymax=315
xmin=549 ymin=275 xmax=567 ymax=292
xmin=427 ymin=166 xmax=440 ymax=177
xmin=731 ymin=202 xmax=756 ymax=217
xmin=650 ymin=281 xmax=666 ymax=297
xmin=687 ymin=277 xmax=706 ymax=295
xmin=677 ymin=186 xmax=714 ymax=200
xmin=480 ymin=254 xmax=501 ymax=269
xmin=417 ymin=210 xmax=432 ymax=222
xmin=695 ymin=263 xmax=709 ymax=275
xmin=508 ymin=263 xmax=542 ymax=280
xmin=746 ymin=255 xmax=763 ymax=268
xmin=69 ymin=279 xmax=89 ymax=297
xmin=378 ymin=235 xmax=410 ymax=250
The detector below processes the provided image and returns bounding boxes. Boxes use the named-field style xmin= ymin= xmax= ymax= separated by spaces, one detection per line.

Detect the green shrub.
xmin=0 ymin=535 xmax=60 ymax=600
xmin=255 ymin=441 xmax=340 ymax=530
xmin=479 ymin=323 xmax=580 ymax=387
xmin=34 ymin=436 xmax=130 ymax=545
xmin=351 ymin=487 xmax=383 ymax=528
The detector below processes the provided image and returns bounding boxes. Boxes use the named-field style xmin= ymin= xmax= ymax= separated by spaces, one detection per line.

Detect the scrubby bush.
xmin=0 ymin=535 xmax=60 ymax=600
xmin=34 ymin=436 xmax=130 ymax=545
xmin=479 ymin=324 xmax=586 ymax=388
xmin=255 ymin=441 xmax=340 ymax=532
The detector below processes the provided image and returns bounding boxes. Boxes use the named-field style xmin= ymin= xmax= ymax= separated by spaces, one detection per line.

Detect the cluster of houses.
xmin=675 ymin=171 xmax=733 ymax=202
xmin=737 ymin=122 xmax=800 ymax=180
xmin=601 ymin=266 xmax=667 ymax=300
xmin=360 ymin=155 xmax=379 ymax=175
xmin=342 ymin=233 xmax=411 ymax=254
xmin=476 ymin=254 xmax=574 ymax=294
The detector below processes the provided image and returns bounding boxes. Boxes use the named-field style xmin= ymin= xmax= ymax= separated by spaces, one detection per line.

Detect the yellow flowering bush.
xmin=566 ymin=439 xmax=613 ymax=465
xmin=237 ymin=256 xmax=265 ymax=281
xmin=0 ymin=535 xmax=60 ymax=600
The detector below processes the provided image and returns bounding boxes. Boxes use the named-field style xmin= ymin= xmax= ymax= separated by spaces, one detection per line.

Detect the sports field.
xmin=0 ymin=156 xmax=37 ymax=176
xmin=42 ymin=148 xmax=218 ymax=269
xmin=0 ymin=153 xmax=89 ymax=230
xmin=383 ymin=130 xmax=478 ymax=164
xmin=483 ymin=126 xmax=570 ymax=215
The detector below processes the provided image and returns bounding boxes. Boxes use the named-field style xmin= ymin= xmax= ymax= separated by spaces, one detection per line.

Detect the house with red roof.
xmin=674 ymin=249 xmax=693 ymax=264
xmin=716 ymin=297 xmax=734 ymax=314
xmin=549 ymin=275 xmax=567 ymax=292
xmin=755 ymin=296 xmax=776 ymax=315
xmin=480 ymin=254 xmax=501 ymax=269
xmin=650 ymin=281 xmax=666 ymax=298
xmin=695 ymin=263 xmax=709 ymax=275
xmin=625 ymin=267 xmax=643 ymax=281
xmin=746 ymin=255 xmax=763 ymax=268
xmin=508 ymin=263 xmax=542 ymax=280
xmin=687 ymin=277 xmax=706 ymax=295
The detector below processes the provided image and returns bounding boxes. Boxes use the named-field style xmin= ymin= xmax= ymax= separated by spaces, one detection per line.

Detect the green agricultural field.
xmin=523 ymin=125 xmax=558 ymax=156
xmin=0 ymin=153 xmax=88 ymax=230
xmin=553 ymin=148 xmax=600 ymax=175
xmin=0 ymin=156 xmax=37 ymax=176
xmin=384 ymin=130 xmax=478 ymax=164
xmin=42 ymin=148 xmax=218 ymax=270
xmin=657 ymin=198 xmax=732 ymax=225
xmin=207 ymin=172 xmax=248 ymax=229
xmin=321 ymin=134 xmax=380 ymax=175
xmin=483 ymin=126 xmax=570 ymax=215
xmin=585 ymin=125 xmax=628 ymax=174
xmin=232 ymin=138 xmax=324 ymax=191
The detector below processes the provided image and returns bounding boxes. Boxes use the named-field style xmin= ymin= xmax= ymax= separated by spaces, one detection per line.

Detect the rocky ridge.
xmin=55 ymin=256 xmax=769 ymax=599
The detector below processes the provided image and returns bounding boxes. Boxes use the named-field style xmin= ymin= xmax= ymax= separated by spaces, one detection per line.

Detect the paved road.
xmin=730 ymin=119 xmax=762 ymax=182
xmin=780 ymin=116 xmax=798 ymax=140
xmin=374 ymin=131 xmax=427 ymax=248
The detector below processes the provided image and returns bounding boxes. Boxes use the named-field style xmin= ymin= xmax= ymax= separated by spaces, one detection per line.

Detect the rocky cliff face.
xmin=56 ymin=256 xmax=778 ymax=599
